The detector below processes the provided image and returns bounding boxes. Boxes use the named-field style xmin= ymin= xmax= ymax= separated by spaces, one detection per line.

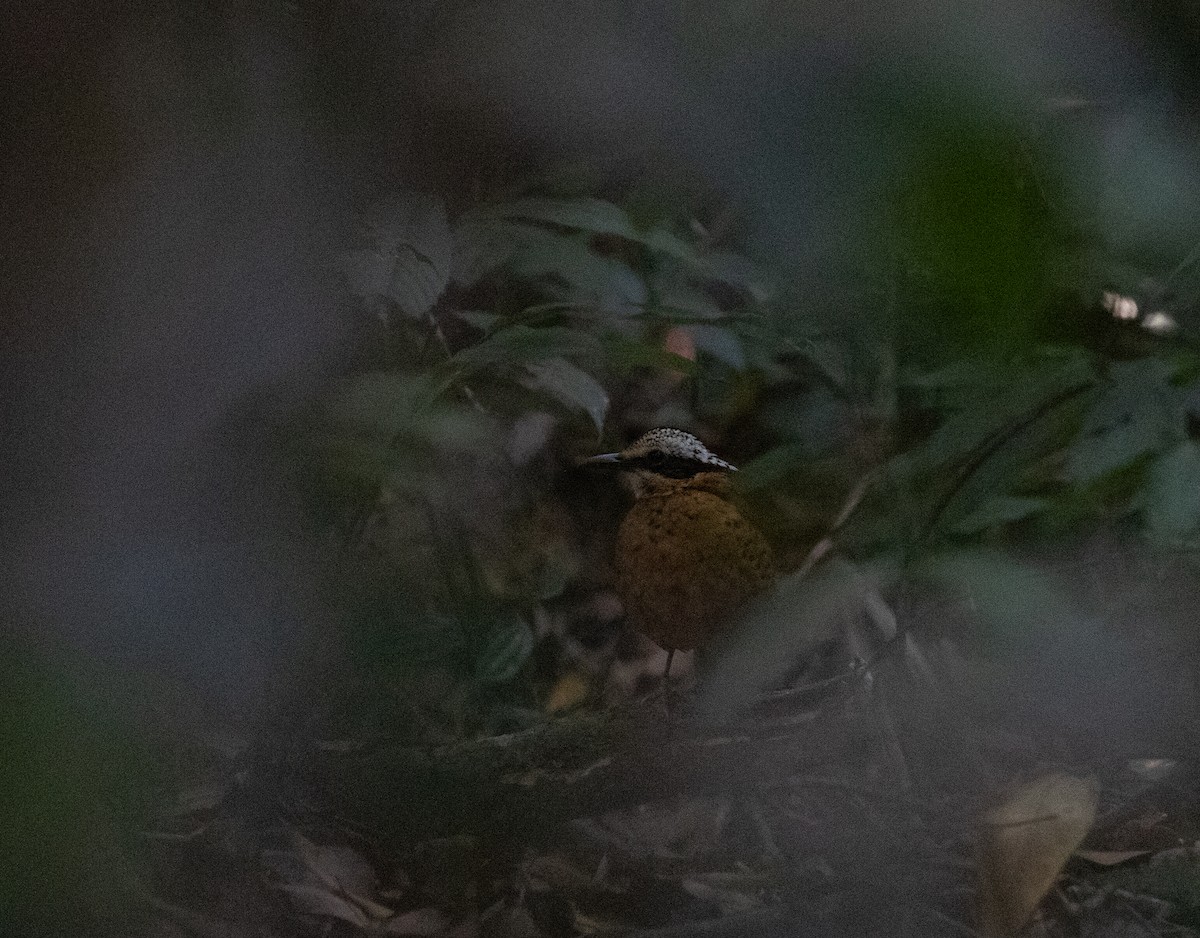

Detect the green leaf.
xmin=907 ymin=348 xmax=1093 ymax=406
xmin=697 ymin=558 xmax=879 ymax=719
xmin=340 ymin=192 xmax=453 ymax=317
xmin=686 ymin=325 xmax=746 ymax=369
xmin=451 ymin=310 xmax=503 ymax=331
xmin=639 ymin=226 xmax=699 ymax=263
xmin=329 ymin=372 xmax=438 ymax=432
xmin=802 ymin=338 xmax=851 ymax=388
xmin=1144 ymin=440 xmax=1200 ymax=543
xmin=736 ymin=444 xmax=809 ymax=493
xmin=951 ymin=496 xmax=1049 ymax=535
xmin=326 ymin=372 xmax=491 ymax=450
xmin=699 ymin=251 xmax=773 ymax=300
xmin=451 ymin=216 xmax=525 ymax=287
xmin=1065 ymin=359 xmax=1185 ymax=482
xmin=519 ymin=358 xmax=609 ymax=431
xmin=932 ymin=397 xmax=1080 ymax=537
xmin=451 ymin=325 xmax=602 ymax=372
xmin=908 ymin=356 xmax=1010 ymax=391
xmin=510 ymin=230 xmax=646 ymax=314
xmin=905 ymin=353 xmax=1093 ymax=480
xmin=475 ymin=616 xmax=534 ymax=685
xmin=654 ymin=285 xmax=725 ymax=321
xmin=499 ymin=197 xmax=638 ymax=238
xmin=599 ymin=334 xmax=698 ymax=375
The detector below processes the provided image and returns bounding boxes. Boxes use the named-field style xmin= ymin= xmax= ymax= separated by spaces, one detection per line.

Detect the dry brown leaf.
xmin=280 ymin=884 xmax=373 ymax=928
xmin=1075 ymin=849 xmax=1152 ymax=866
xmin=545 ymin=669 xmax=591 ymax=713
xmin=978 ymin=772 xmax=1098 ymax=936
xmin=294 ymin=833 xmax=394 ymax=916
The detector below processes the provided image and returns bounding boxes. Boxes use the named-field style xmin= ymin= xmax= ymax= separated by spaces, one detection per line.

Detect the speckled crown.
xmin=620 ymin=428 xmax=736 ymax=471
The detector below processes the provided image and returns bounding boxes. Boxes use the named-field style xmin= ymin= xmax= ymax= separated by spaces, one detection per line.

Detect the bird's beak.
xmin=579 ymin=452 xmax=622 ymax=467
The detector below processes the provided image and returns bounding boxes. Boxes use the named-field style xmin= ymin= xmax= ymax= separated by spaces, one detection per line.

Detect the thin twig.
xmin=794 ymin=473 xmax=873 ymax=579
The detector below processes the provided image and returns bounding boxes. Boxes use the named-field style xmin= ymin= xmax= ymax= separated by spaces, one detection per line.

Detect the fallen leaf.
xmin=294 ymin=834 xmax=380 ymax=903
xmin=1075 ymin=849 xmax=1152 ymax=866
xmin=282 ymin=833 xmax=396 ymax=921
xmin=280 ymin=884 xmax=372 ymax=928
xmin=978 ymin=772 xmax=1098 ymax=936
xmin=545 ymin=670 xmax=591 ymax=713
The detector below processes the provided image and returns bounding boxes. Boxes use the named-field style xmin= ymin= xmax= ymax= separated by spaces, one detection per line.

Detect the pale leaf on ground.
xmin=978 ymin=772 xmax=1098 ymax=936
xmin=1075 ymin=849 xmax=1153 ymax=866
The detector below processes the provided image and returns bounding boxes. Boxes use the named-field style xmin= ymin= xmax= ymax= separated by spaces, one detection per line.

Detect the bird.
xmin=583 ymin=428 xmax=776 ymax=690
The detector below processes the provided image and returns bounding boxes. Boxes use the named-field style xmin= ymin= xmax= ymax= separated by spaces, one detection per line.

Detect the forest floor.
xmin=134 ymin=627 xmax=1200 ymax=938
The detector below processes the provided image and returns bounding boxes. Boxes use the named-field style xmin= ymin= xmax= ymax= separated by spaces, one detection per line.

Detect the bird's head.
xmin=582 ymin=428 xmax=736 ymax=497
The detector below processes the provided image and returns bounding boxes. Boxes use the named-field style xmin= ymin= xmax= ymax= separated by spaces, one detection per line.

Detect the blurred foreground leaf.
xmin=697 ymin=558 xmax=880 ymax=719
xmin=1143 ymin=439 xmax=1200 ymax=544
xmin=951 ymin=496 xmax=1050 ymax=535
xmin=978 ymin=772 xmax=1098 ymax=936
xmin=896 ymin=121 xmax=1060 ymax=357
xmin=918 ymin=550 xmax=1084 ymax=654
xmin=1065 ymin=359 xmax=1184 ymax=482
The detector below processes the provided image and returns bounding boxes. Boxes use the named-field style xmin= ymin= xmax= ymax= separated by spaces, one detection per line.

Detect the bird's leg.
xmin=662 ymin=648 xmax=676 ymax=716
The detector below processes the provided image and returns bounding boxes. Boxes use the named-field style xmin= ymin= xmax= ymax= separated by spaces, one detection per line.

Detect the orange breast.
xmin=614 ymin=483 xmax=774 ymax=651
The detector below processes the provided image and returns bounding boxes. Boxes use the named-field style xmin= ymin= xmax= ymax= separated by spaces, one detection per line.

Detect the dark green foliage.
xmin=316 ymin=183 xmax=777 ymax=700
xmin=313 ymin=158 xmax=1200 ymax=710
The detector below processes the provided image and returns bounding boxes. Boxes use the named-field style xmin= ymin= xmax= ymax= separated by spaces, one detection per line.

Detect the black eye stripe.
xmin=630 ymin=453 xmax=726 ymax=478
